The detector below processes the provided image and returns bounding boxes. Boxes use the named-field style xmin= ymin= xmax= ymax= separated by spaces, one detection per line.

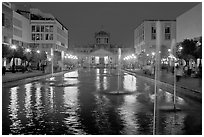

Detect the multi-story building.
xmin=134 ymin=20 xmax=176 ymax=65
xmin=2 ymin=2 xmax=13 ymax=66
xmin=176 ymin=3 xmax=201 ymax=43
xmin=12 ymin=10 xmax=31 ymax=48
xmin=29 ymin=8 xmax=68 ymax=69
xmin=68 ymin=30 xmax=134 ymax=68
xmin=2 ymin=2 xmax=13 ymax=46
xmin=176 ymin=3 xmax=202 ymax=68
xmin=2 ymin=4 xmax=69 ymax=70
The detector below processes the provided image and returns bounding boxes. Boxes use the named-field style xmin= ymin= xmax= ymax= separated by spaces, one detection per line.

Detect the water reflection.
xmin=93 ymin=94 xmax=112 ymax=134
xmin=160 ymin=113 xmax=186 ymax=135
xmin=2 ymin=68 xmax=202 ymax=135
xmin=96 ymin=69 xmax=101 ymax=90
xmin=35 ymin=83 xmax=43 ymax=120
xmin=118 ymin=95 xmax=139 ymax=134
xmin=63 ymin=86 xmax=85 ymax=134
xmin=49 ymin=86 xmax=54 ymax=112
xmin=103 ymin=76 xmax=108 ymax=90
xmin=123 ymin=74 xmax=137 ymax=92
xmin=8 ymin=86 xmax=22 ymax=134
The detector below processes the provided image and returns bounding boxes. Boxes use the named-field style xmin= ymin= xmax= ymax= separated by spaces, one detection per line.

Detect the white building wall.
xmin=144 ymin=21 xmax=176 ymax=53
xmin=176 ymin=3 xmax=202 ymax=42
xmin=134 ymin=20 xmax=176 ymax=56
xmin=13 ymin=11 xmax=31 ymax=43
xmin=55 ymin=20 xmax=68 ymax=49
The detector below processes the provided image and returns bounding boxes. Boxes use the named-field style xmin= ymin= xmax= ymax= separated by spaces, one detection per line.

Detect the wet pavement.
xmin=2 ymin=68 xmax=202 ymax=135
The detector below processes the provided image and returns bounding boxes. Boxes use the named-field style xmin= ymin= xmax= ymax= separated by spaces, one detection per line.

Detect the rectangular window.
xmin=50 ymin=25 xmax=53 ymax=32
xmin=165 ymin=26 xmax=170 ymax=33
xmin=32 ymin=34 xmax=35 ymax=40
xmin=45 ymin=34 xmax=49 ymax=40
xmin=32 ymin=26 xmax=35 ymax=32
xmin=36 ymin=25 xmax=40 ymax=32
xmin=41 ymin=26 xmax=44 ymax=32
xmin=49 ymin=34 xmax=53 ymax=40
xmin=36 ymin=34 xmax=40 ymax=40
xmin=151 ymin=26 xmax=156 ymax=40
xmin=165 ymin=26 xmax=171 ymax=40
xmin=45 ymin=26 xmax=49 ymax=32
xmin=40 ymin=34 xmax=43 ymax=40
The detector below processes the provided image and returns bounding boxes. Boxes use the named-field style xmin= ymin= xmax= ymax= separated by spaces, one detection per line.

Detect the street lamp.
xmin=178 ymin=46 xmax=183 ymax=51
xmin=11 ymin=45 xmax=17 ymax=73
xmin=25 ymin=48 xmax=31 ymax=53
xmin=152 ymin=52 xmax=155 ymax=56
xmin=37 ymin=50 xmax=40 ymax=53
xmin=11 ymin=45 xmax=17 ymax=50
xmin=168 ymin=49 xmax=171 ymax=52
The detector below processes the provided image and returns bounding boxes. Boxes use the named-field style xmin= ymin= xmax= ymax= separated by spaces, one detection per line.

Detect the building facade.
xmin=134 ymin=20 xmax=176 ymax=65
xmin=68 ymin=30 xmax=134 ymax=68
xmin=12 ymin=10 xmax=31 ymax=48
xmin=2 ymin=2 xmax=13 ymax=46
xmin=176 ymin=3 xmax=202 ymax=43
xmin=2 ymin=3 xmax=69 ymax=70
xmin=30 ymin=8 xmax=68 ymax=69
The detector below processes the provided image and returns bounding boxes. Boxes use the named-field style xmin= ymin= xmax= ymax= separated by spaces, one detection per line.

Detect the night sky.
xmin=13 ymin=2 xmax=199 ymax=48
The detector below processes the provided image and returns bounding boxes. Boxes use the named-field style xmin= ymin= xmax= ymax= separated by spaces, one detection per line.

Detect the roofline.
xmin=134 ymin=19 xmax=176 ymax=30
xmin=55 ymin=17 xmax=68 ymax=31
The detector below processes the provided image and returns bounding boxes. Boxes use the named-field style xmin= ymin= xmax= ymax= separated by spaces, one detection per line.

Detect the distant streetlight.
xmin=25 ymin=48 xmax=31 ymax=53
xmin=179 ymin=46 xmax=183 ymax=51
xmin=147 ymin=54 xmax=149 ymax=56
xmin=168 ymin=49 xmax=171 ymax=52
xmin=11 ymin=45 xmax=17 ymax=50
xmin=152 ymin=52 xmax=155 ymax=56
xmin=37 ymin=50 xmax=40 ymax=53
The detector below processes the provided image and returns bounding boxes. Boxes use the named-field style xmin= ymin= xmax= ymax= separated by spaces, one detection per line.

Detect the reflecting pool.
xmin=2 ymin=68 xmax=202 ymax=135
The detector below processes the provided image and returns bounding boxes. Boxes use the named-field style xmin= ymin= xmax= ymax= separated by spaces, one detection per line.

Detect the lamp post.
xmin=36 ymin=50 xmax=41 ymax=70
xmin=11 ymin=45 xmax=17 ymax=73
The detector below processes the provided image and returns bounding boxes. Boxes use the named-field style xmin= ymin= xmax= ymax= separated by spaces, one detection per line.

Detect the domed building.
xmin=95 ymin=30 xmax=110 ymax=48
xmin=67 ymin=29 xmax=134 ymax=68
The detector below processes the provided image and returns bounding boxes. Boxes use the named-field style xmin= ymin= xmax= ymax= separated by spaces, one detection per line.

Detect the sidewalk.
xmin=2 ymin=70 xmax=49 ymax=83
xmin=2 ymin=69 xmax=73 ymax=83
xmin=125 ymin=68 xmax=202 ymax=93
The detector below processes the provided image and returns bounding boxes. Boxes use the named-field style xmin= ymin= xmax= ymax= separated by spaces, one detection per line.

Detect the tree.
xmin=2 ymin=44 xmax=12 ymax=59
xmin=176 ymin=39 xmax=197 ymax=61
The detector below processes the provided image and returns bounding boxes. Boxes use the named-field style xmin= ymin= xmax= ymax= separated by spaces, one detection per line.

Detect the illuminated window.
xmin=36 ymin=34 xmax=40 ymax=40
xmin=104 ymin=56 xmax=108 ymax=64
xmin=95 ymin=56 xmax=99 ymax=64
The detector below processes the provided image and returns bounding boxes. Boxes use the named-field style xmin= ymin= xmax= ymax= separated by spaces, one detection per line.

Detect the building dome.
xmin=95 ymin=30 xmax=110 ymax=37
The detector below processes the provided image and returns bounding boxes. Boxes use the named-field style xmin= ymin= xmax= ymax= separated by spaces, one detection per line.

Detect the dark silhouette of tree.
xmin=2 ymin=44 xmax=12 ymax=59
xmin=176 ymin=39 xmax=197 ymax=61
